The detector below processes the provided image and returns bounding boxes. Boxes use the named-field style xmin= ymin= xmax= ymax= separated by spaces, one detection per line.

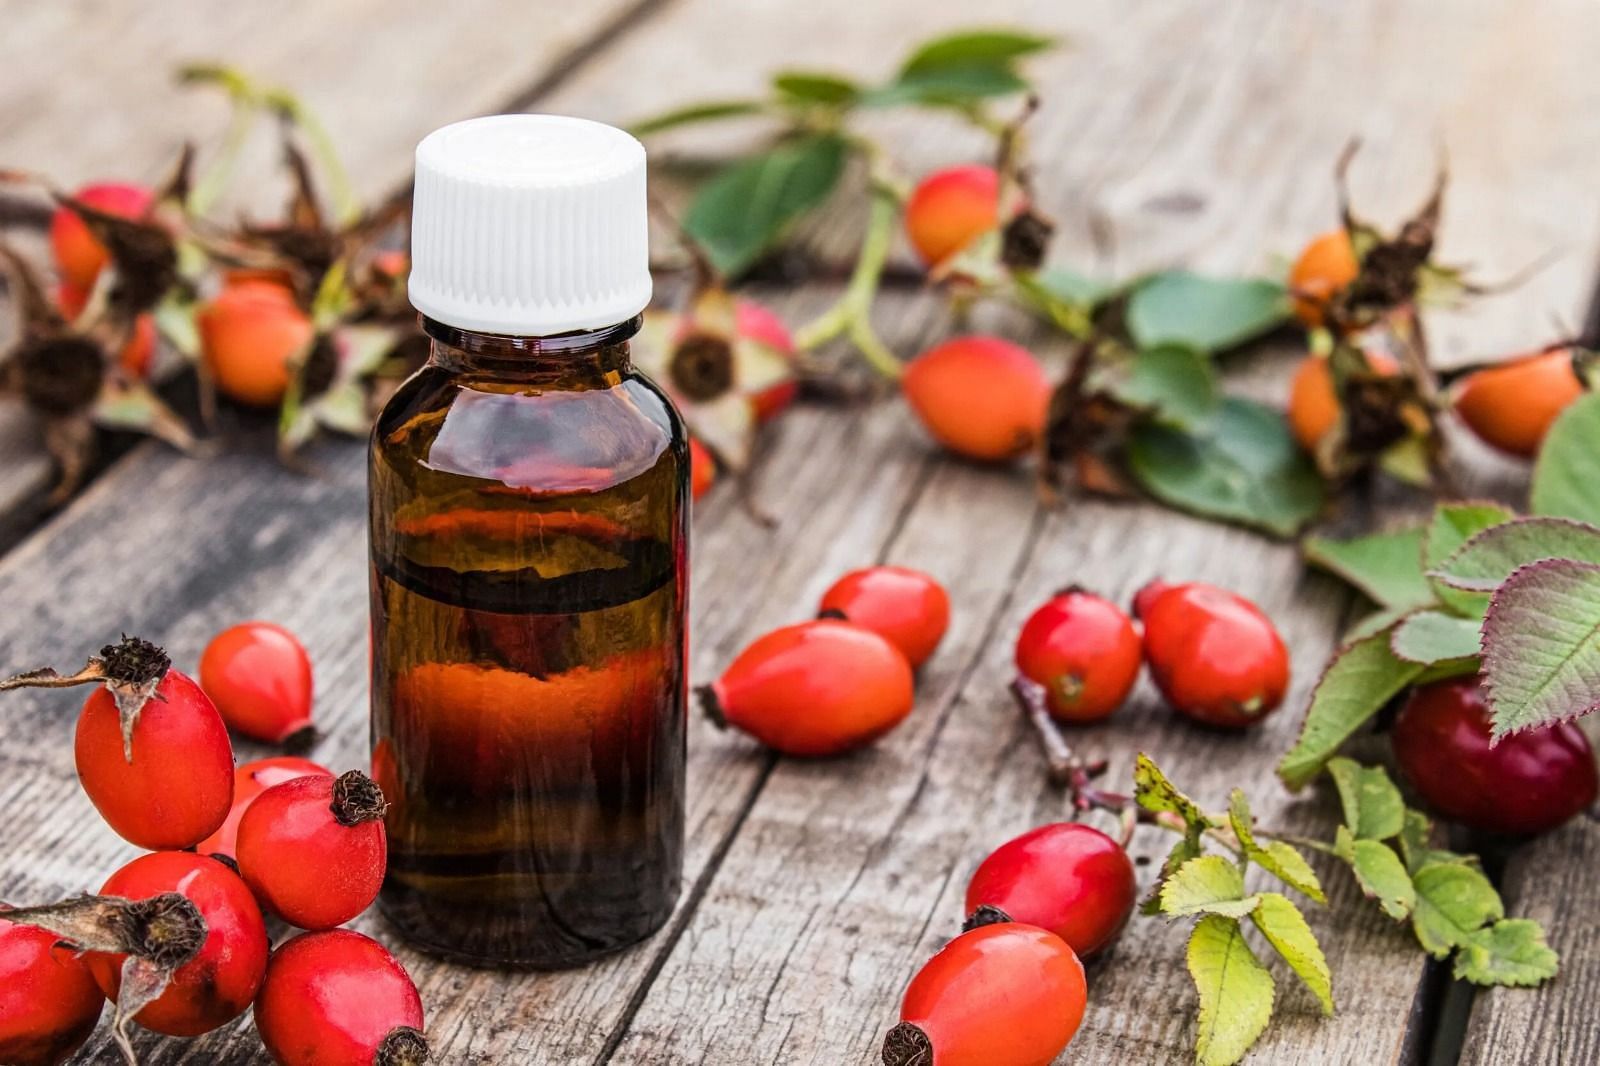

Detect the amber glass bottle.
xmin=369 ymin=115 xmax=685 ymax=967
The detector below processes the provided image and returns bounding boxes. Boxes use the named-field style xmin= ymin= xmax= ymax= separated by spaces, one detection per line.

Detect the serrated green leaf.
xmin=1227 ymin=790 xmax=1325 ymax=903
xmin=1278 ymin=636 xmax=1425 ymax=789
xmin=1303 ymin=526 xmax=1434 ymax=612
xmin=629 ymin=99 xmax=766 ymax=137
xmin=1480 ymin=558 xmax=1600 ymax=737
xmin=1251 ymin=893 xmax=1334 ymax=1014
xmin=1326 ymin=759 xmax=1406 ymax=840
xmin=1345 ymin=605 xmax=1418 ymax=642
xmin=684 ymin=135 xmax=848 ymax=277
xmin=1389 ymin=610 xmax=1482 ymax=666
xmin=1532 ymin=392 xmax=1600 ymax=524
xmin=1162 ymin=855 xmax=1257 ymax=918
xmin=1110 ymin=345 xmax=1219 ymax=430
xmin=1424 ymin=502 xmax=1515 ymax=614
xmin=1336 ymin=828 xmax=1415 ymax=920
xmin=1396 ymin=810 xmax=1466 ymax=874
xmin=1454 ymin=919 xmax=1559 ymax=987
xmin=1188 ymin=916 xmax=1276 ymax=1066
xmin=1128 ymin=397 xmax=1325 ymax=538
xmin=1126 ymin=272 xmax=1290 ymax=353
xmin=1143 ymin=828 xmax=1206 ymax=916
xmin=772 ymin=71 xmax=860 ymax=106
xmin=1134 ymin=753 xmax=1208 ymax=824
xmin=1429 ymin=516 xmax=1600 ymax=596
xmin=1411 ymin=861 xmax=1503 ymax=957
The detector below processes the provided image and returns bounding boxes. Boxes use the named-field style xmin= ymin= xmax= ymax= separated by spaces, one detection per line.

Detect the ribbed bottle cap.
xmin=409 ymin=114 xmax=652 ymax=336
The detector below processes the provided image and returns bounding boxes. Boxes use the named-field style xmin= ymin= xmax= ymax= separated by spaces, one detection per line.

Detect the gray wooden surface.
xmin=0 ymin=1 xmax=1596 ymax=1063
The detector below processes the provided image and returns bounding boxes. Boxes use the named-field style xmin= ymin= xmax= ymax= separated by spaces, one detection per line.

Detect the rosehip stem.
xmin=1009 ymin=676 xmax=1128 ymax=814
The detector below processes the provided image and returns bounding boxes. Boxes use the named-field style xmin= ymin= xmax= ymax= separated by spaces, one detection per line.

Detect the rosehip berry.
xmin=88 ymin=852 xmax=269 ymax=1037
xmin=1135 ymin=580 xmax=1290 ymax=728
xmin=902 ymin=336 xmax=1051 ymax=462
xmin=964 ymin=823 xmax=1137 ymax=958
xmin=1014 ymin=589 xmax=1141 ymax=723
xmin=1453 ymin=349 xmax=1585 ymax=458
xmin=736 ymin=298 xmax=798 ymax=422
xmin=882 ymin=923 xmax=1085 ymax=1066
xmin=49 ymin=181 xmax=154 ymax=289
xmin=689 ymin=437 xmax=716 ymax=501
xmin=1392 ymin=677 xmax=1598 ymax=835
xmin=1288 ymin=229 xmax=1358 ymax=327
xmin=702 ymin=619 xmax=916 ymax=756
xmin=0 ymin=637 xmax=234 ymax=850
xmin=904 ymin=164 xmax=1005 ymax=268
xmin=0 ymin=907 xmax=104 ymax=1066
xmin=818 ymin=566 xmax=951 ymax=668
xmin=198 ymin=277 xmax=314 ymax=407
xmin=200 ymin=621 xmax=316 ymax=745
xmin=199 ymin=756 xmax=334 ymax=860
xmin=237 ymin=770 xmax=388 ymax=930
xmin=1286 ymin=350 xmax=1400 ymax=452
xmin=255 ymin=930 xmax=429 ymax=1066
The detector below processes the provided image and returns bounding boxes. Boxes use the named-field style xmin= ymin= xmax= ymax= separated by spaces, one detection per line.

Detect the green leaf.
xmin=1128 ymin=397 xmax=1325 ymax=538
xmin=629 ymin=99 xmax=766 ymax=137
xmin=1335 ymin=828 xmax=1415 ymax=920
xmin=1144 ymin=830 xmax=1206 ymax=917
xmin=1162 ymin=855 xmax=1257 ymax=918
xmin=1532 ymin=392 xmax=1600 ymax=524
xmin=1430 ymin=516 xmax=1600 ymax=594
xmin=1480 ymin=558 xmax=1600 ymax=738
xmin=684 ymin=134 xmax=848 ymax=278
xmin=1424 ymin=502 xmax=1516 ymax=614
xmin=1125 ymin=272 xmax=1290 ymax=353
xmin=897 ymin=28 xmax=1056 ymax=75
xmin=772 ymin=71 xmax=861 ymax=106
xmin=1251 ymin=893 xmax=1334 ymax=1014
xmin=1411 ymin=861 xmax=1503 ymax=957
xmin=1028 ymin=267 xmax=1117 ymax=307
xmin=1111 ymin=345 xmax=1219 ymax=430
xmin=1396 ymin=810 xmax=1464 ymax=874
xmin=1134 ymin=753 xmax=1207 ymax=825
xmin=1389 ymin=610 xmax=1482 ymax=666
xmin=1454 ymin=919 xmax=1559 ymax=987
xmin=1326 ymin=758 xmax=1405 ymax=840
xmin=1187 ymin=915 xmax=1275 ymax=1066
xmin=1228 ymin=790 xmax=1325 ymax=903
xmin=1278 ymin=635 xmax=1425 ymax=789
xmin=1303 ymin=526 xmax=1433 ymax=612
xmin=871 ymin=30 xmax=1056 ymax=107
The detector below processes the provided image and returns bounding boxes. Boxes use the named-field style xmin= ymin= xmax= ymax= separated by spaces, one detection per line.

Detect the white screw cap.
xmin=409 ymin=114 xmax=652 ymax=336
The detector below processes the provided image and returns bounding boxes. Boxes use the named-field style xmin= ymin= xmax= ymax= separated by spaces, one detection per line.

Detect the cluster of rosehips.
xmin=0 ymin=626 xmax=426 ymax=1066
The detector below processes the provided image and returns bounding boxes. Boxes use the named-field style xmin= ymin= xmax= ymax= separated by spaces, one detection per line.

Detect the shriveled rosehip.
xmin=883 ymin=923 xmax=1085 ymax=1066
xmin=1135 ymin=580 xmax=1289 ymax=728
xmin=0 ymin=907 xmax=104 ymax=1066
xmin=1288 ymin=229 xmax=1358 ymax=327
xmin=198 ymin=277 xmax=314 ymax=407
xmin=737 ymin=298 xmax=798 ymax=422
xmin=1453 ymin=349 xmax=1585 ymax=458
xmin=1014 ymin=589 xmax=1141 ymax=723
xmin=88 ymin=852 xmax=269 ymax=1037
xmin=0 ymin=637 xmax=234 ymax=850
xmin=55 ymin=281 xmax=157 ymax=378
xmin=689 ymin=437 xmax=715 ymax=501
xmin=200 ymin=621 xmax=316 ymax=745
xmin=818 ymin=566 xmax=950 ymax=668
xmin=903 ymin=336 xmax=1050 ymax=462
xmin=199 ymin=756 xmax=334 ymax=860
xmin=49 ymin=181 xmax=154 ymax=290
xmin=255 ymin=930 xmax=429 ymax=1066
xmin=904 ymin=164 xmax=1004 ymax=268
xmin=1392 ymin=677 xmax=1598 ymax=835
xmin=702 ymin=619 xmax=915 ymax=756
xmin=965 ymin=823 xmax=1136 ymax=957
xmin=237 ymin=770 xmax=388 ymax=930
xmin=1286 ymin=350 xmax=1400 ymax=452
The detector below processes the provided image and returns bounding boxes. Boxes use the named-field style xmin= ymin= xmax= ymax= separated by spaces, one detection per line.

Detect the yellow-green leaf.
xmin=1161 ymin=856 xmax=1256 ymax=918
xmin=1335 ymin=828 xmax=1414 ymax=920
xmin=1228 ymin=789 xmax=1324 ymax=903
xmin=1187 ymin=915 xmax=1276 ymax=1066
xmin=1326 ymin=758 xmax=1406 ymax=840
xmin=1251 ymin=893 xmax=1334 ymax=1015
xmin=1411 ymin=861 xmax=1503 ymax=958
xmin=1454 ymin=919 xmax=1559 ymax=987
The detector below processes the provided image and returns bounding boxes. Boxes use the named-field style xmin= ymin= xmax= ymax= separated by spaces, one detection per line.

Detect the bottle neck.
xmin=423 ymin=315 xmax=640 ymax=382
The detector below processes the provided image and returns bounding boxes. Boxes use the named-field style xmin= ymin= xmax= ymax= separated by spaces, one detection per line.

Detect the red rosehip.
xmin=199 ymin=756 xmax=334 ymax=860
xmin=87 ymin=853 xmax=270 ymax=1037
xmin=1453 ymin=349 xmax=1585 ymax=458
xmin=904 ymin=164 xmax=1004 ymax=268
xmin=1135 ymin=580 xmax=1289 ymax=728
xmin=883 ymin=923 xmax=1085 ymax=1066
xmin=902 ymin=336 xmax=1051 ymax=462
xmin=199 ymin=621 xmax=316 ymax=745
xmin=737 ymin=298 xmax=799 ymax=422
xmin=818 ymin=566 xmax=951 ymax=668
xmin=198 ymin=277 xmax=314 ymax=408
xmin=255 ymin=930 xmax=429 ymax=1066
xmin=236 ymin=770 xmax=389 ymax=930
xmin=0 ymin=907 xmax=105 ymax=1066
xmin=964 ymin=823 xmax=1137 ymax=957
xmin=689 ymin=437 xmax=715 ymax=501
xmin=1014 ymin=589 xmax=1141 ymax=723
xmin=1392 ymin=677 xmax=1598 ymax=836
xmin=702 ymin=619 xmax=916 ymax=756
xmin=49 ymin=181 xmax=154 ymax=290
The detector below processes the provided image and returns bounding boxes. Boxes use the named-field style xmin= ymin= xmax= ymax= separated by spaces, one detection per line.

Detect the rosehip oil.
xmin=369 ymin=115 xmax=685 ymax=968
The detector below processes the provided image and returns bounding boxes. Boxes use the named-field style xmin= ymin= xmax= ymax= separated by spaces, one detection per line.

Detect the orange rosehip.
xmin=1288 ymin=229 xmax=1359 ymax=327
xmin=904 ymin=165 xmax=1003 ymax=268
xmin=1286 ymin=350 xmax=1400 ymax=452
xmin=902 ymin=336 xmax=1050 ymax=462
xmin=198 ymin=279 xmax=314 ymax=408
xmin=1453 ymin=349 xmax=1585 ymax=458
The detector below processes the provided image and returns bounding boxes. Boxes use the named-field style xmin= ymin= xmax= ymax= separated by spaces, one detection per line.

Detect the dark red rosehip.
xmin=964 ymin=822 xmax=1137 ymax=957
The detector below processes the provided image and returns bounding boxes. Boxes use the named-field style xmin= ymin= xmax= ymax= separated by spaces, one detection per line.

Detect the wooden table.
xmin=2 ymin=2 xmax=1597 ymax=1062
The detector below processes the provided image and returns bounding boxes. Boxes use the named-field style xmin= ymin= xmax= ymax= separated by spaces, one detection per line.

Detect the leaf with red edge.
xmin=1481 ymin=558 xmax=1600 ymax=739
xmin=1430 ymin=518 xmax=1600 ymax=596
xmin=1278 ymin=633 xmax=1424 ymax=789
